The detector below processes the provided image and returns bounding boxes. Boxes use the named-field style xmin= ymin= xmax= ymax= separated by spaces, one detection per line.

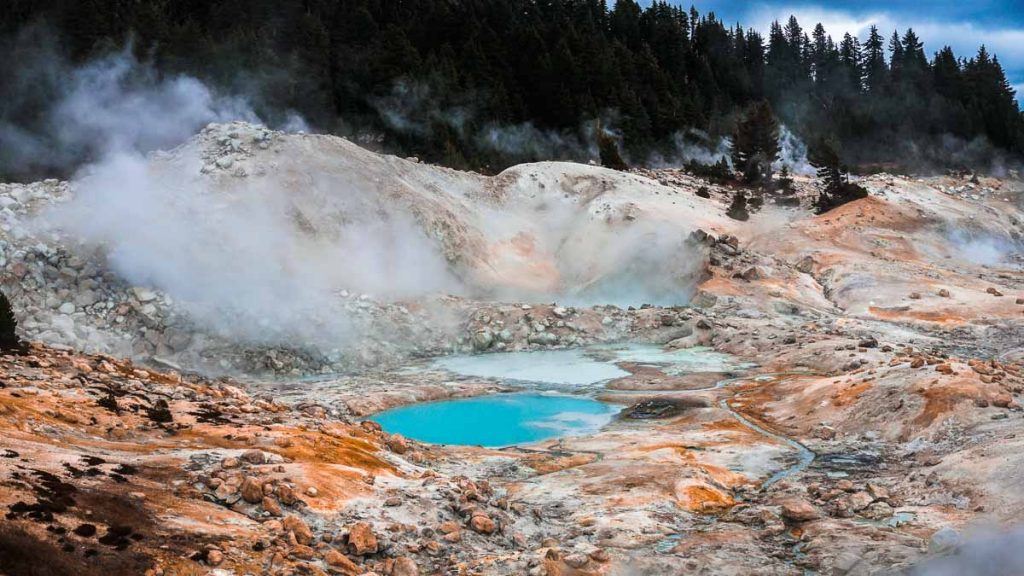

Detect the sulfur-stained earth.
xmin=3 ymin=126 xmax=1024 ymax=575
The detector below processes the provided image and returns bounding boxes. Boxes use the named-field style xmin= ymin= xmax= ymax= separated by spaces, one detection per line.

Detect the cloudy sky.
xmin=639 ymin=1 xmax=1024 ymax=102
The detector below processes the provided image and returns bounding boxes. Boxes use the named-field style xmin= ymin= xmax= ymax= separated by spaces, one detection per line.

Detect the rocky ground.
xmin=2 ymin=125 xmax=1024 ymax=575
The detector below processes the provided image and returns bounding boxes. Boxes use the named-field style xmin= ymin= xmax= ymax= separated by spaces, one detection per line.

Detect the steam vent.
xmin=2 ymin=2 xmax=1024 ymax=575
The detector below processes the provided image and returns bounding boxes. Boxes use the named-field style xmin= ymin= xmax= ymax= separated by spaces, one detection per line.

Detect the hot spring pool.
xmin=432 ymin=343 xmax=745 ymax=386
xmin=370 ymin=393 xmax=618 ymax=447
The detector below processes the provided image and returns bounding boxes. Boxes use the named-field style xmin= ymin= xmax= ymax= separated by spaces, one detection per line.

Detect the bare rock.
xmin=847 ymin=491 xmax=874 ymax=512
xmin=780 ymin=499 xmax=820 ymax=522
xmin=205 ymin=548 xmax=223 ymax=566
xmin=469 ymin=513 xmax=497 ymax=535
xmin=283 ymin=515 xmax=314 ymax=546
xmin=386 ymin=434 xmax=409 ymax=454
xmin=391 ymin=557 xmax=420 ymax=576
xmin=347 ymin=522 xmax=379 ymax=555
xmin=324 ymin=549 xmax=361 ymax=575
xmin=262 ymin=495 xmax=282 ymax=517
xmin=240 ymin=476 xmax=264 ymax=504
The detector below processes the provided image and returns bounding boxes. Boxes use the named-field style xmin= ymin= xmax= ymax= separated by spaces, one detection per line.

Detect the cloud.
xmin=744 ymin=4 xmax=1024 ymax=96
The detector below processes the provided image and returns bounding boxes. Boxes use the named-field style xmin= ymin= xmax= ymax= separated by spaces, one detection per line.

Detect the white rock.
xmin=58 ymin=302 xmax=75 ymax=314
xmin=131 ymin=287 xmax=158 ymax=302
xmin=929 ymin=526 xmax=960 ymax=552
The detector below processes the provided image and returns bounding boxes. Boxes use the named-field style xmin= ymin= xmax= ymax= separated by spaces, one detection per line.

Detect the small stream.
xmin=719 ymin=396 xmax=816 ymax=488
xmin=654 ymin=373 xmax=818 ymax=555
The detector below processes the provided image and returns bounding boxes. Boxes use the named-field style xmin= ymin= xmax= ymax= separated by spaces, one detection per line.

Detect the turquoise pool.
xmin=370 ymin=393 xmax=618 ymax=447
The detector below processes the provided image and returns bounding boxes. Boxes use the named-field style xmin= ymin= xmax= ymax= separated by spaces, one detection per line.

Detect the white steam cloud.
xmin=648 ymin=129 xmax=732 ymax=168
xmin=0 ymin=35 xmax=265 ymax=177
xmin=51 ymin=48 xmax=259 ymax=156
xmin=649 ymin=125 xmax=814 ymax=175
xmin=775 ymin=125 xmax=816 ymax=176
xmin=43 ymin=148 xmax=461 ymax=347
xmin=475 ymin=121 xmax=598 ymax=162
xmin=946 ymin=229 xmax=1018 ymax=266
xmin=910 ymin=525 xmax=1024 ymax=576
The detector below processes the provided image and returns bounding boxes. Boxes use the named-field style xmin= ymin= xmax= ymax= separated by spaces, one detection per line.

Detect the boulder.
xmin=795 ymin=256 xmax=815 ymax=274
xmin=262 ymin=496 xmax=282 ymax=517
xmin=323 ymin=549 xmax=360 ymax=575
xmin=862 ymin=501 xmax=894 ymax=520
xmin=858 ymin=336 xmax=879 ymax=348
xmin=386 ymin=434 xmax=409 ymax=454
xmin=282 ymin=515 xmax=314 ymax=546
xmin=929 ymin=526 xmax=960 ymax=552
xmin=347 ymin=522 xmax=378 ymax=555
xmin=240 ymin=476 xmax=264 ymax=504
xmin=527 ymin=332 xmax=559 ymax=346
xmin=780 ymin=499 xmax=820 ymax=522
xmin=866 ymin=483 xmax=889 ymax=500
xmin=469 ymin=513 xmax=497 ymax=535
xmin=690 ymin=291 xmax=718 ymax=309
xmin=391 ymin=557 xmax=419 ymax=576
xmin=131 ymin=287 xmax=158 ymax=302
xmin=847 ymin=491 xmax=874 ymax=512
xmin=739 ymin=267 xmax=762 ymax=281
xmin=471 ymin=330 xmax=494 ymax=351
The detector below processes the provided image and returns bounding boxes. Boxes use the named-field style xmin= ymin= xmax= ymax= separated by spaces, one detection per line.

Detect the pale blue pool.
xmin=370 ymin=393 xmax=618 ymax=447
xmin=432 ymin=344 xmax=746 ymax=386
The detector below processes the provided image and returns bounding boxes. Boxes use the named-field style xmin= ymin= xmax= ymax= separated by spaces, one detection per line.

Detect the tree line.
xmin=1 ymin=0 xmax=1021 ymax=177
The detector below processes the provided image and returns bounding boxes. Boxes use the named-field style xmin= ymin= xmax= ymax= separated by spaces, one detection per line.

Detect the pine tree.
xmin=888 ymin=30 xmax=905 ymax=85
xmin=861 ymin=25 xmax=887 ymax=93
xmin=838 ymin=33 xmax=862 ymax=92
xmin=730 ymin=101 xmax=780 ymax=183
xmin=809 ymin=136 xmax=867 ymax=214
xmin=0 ymin=291 xmax=24 ymax=354
xmin=932 ymin=46 xmax=961 ymax=99
xmin=596 ymin=121 xmax=628 ymax=170
xmin=726 ymin=190 xmax=749 ymax=221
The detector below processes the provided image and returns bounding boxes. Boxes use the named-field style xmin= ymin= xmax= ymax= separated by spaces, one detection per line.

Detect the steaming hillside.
xmin=74 ymin=121 xmax=735 ymax=301
xmin=1 ymin=122 xmax=744 ymax=374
